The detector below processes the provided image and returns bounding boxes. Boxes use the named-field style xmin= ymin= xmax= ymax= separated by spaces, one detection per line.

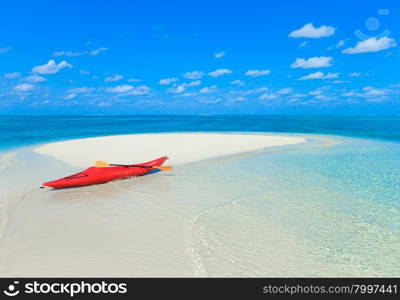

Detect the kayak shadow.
xmin=44 ymin=171 xmax=173 ymax=208
xmin=44 ymin=169 xmax=163 ymax=191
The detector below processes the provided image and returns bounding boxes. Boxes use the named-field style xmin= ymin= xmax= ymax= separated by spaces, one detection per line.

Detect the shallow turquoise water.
xmin=164 ymin=136 xmax=400 ymax=276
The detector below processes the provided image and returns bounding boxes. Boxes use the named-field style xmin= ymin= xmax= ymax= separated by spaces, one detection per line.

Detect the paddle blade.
xmin=153 ymin=166 xmax=173 ymax=171
xmin=95 ymin=160 xmax=110 ymax=167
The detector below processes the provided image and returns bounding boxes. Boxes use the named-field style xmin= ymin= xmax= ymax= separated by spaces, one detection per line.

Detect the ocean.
xmin=1 ymin=115 xmax=400 ymax=151
xmin=0 ymin=115 xmax=399 ymax=276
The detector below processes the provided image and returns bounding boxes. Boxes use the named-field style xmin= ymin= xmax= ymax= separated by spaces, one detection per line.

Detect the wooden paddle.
xmin=95 ymin=160 xmax=173 ymax=171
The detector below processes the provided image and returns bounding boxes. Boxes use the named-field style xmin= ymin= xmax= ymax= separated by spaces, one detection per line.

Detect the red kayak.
xmin=43 ymin=156 xmax=168 ymax=189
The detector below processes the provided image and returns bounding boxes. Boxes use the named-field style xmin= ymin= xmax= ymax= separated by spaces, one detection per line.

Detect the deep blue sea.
xmin=1 ymin=115 xmax=400 ymax=151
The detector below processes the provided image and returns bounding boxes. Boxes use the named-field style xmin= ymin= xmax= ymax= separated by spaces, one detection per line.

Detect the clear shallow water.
xmin=167 ymin=137 xmax=400 ymax=276
xmin=0 ymin=116 xmax=399 ymax=276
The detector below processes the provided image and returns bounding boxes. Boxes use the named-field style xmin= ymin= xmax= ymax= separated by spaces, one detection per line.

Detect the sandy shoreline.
xmin=34 ymin=133 xmax=305 ymax=168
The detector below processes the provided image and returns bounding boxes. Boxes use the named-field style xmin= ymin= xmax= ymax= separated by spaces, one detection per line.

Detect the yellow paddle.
xmin=95 ymin=160 xmax=173 ymax=171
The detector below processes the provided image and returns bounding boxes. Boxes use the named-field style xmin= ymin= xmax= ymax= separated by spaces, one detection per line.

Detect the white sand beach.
xmin=34 ymin=133 xmax=305 ymax=167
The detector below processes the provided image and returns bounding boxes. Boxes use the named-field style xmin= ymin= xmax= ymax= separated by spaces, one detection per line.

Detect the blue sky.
xmin=0 ymin=0 xmax=399 ymax=114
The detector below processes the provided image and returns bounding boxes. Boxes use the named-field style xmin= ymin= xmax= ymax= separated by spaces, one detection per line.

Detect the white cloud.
xmin=276 ymin=89 xmax=310 ymax=101
xmin=235 ymin=96 xmax=248 ymax=102
xmin=85 ymin=47 xmax=108 ymax=55
xmin=80 ymin=70 xmax=90 ymax=75
xmin=98 ymin=101 xmax=111 ymax=107
xmin=341 ymin=91 xmax=358 ymax=97
xmin=314 ymin=94 xmax=333 ymax=101
xmin=0 ymin=46 xmax=12 ymax=54
xmin=244 ymin=69 xmax=271 ymax=77
xmin=214 ymin=51 xmax=226 ymax=58
xmin=64 ymin=93 xmax=77 ymax=99
xmin=289 ymin=23 xmax=335 ymax=38
xmin=4 ymin=72 xmax=21 ymax=79
xmin=53 ymin=47 xmax=108 ymax=57
xmin=291 ymin=56 xmax=332 ymax=69
xmin=332 ymin=80 xmax=350 ymax=84
xmin=106 ymin=85 xmax=133 ymax=93
xmin=277 ymin=88 xmax=293 ymax=95
xmin=12 ymin=83 xmax=35 ymax=92
xmin=197 ymin=97 xmax=222 ymax=104
xmin=67 ymin=87 xmax=95 ymax=93
xmin=32 ymin=60 xmax=72 ymax=74
xmin=123 ymin=85 xmax=150 ymax=95
xmin=349 ymin=72 xmax=361 ymax=77
xmin=167 ymin=85 xmax=185 ymax=94
xmin=259 ymin=93 xmax=278 ymax=100
xmin=107 ymin=85 xmax=150 ymax=96
xmin=309 ymin=89 xmax=323 ymax=95
xmin=183 ymin=80 xmax=201 ymax=87
xmin=183 ymin=71 xmax=204 ymax=79
xmin=180 ymin=92 xmax=197 ymax=97
xmin=291 ymin=93 xmax=307 ymax=99
xmin=362 ymin=86 xmax=389 ymax=96
xmin=200 ymin=85 xmax=218 ymax=94
xmin=159 ymin=77 xmax=179 ymax=85
xmin=299 ymin=71 xmax=339 ymax=80
xmin=236 ymin=87 xmax=268 ymax=95
xmin=342 ymin=37 xmax=396 ymax=54
xmin=309 ymin=86 xmax=331 ymax=98
xmin=105 ymin=74 xmax=123 ymax=82
xmin=341 ymin=86 xmax=391 ymax=102
xmin=230 ymin=79 xmax=245 ymax=86
xmin=128 ymin=78 xmax=141 ymax=82
xmin=299 ymin=41 xmax=308 ymax=47
xmin=167 ymin=81 xmax=201 ymax=93
xmin=22 ymin=75 xmax=46 ymax=83
xmin=336 ymin=39 xmax=346 ymax=48
xmin=254 ymin=87 xmax=269 ymax=93
xmin=208 ymin=68 xmax=232 ymax=77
